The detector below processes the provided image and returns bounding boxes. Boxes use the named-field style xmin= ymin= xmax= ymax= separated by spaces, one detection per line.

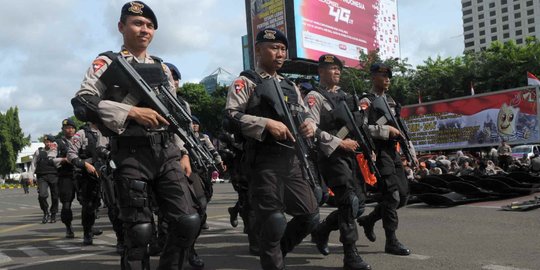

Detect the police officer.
xmin=28 ymin=135 xmax=62 ymax=224
xmin=306 ymin=54 xmax=371 ymax=270
xmin=225 ymin=27 xmax=319 ymax=270
xmin=67 ymin=122 xmax=108 ymax=245
xmin=219 ymin=131 xmax=260 ymax=255
xmin=356 ymin=63 xmax=416 ymax=256
xmin=57 ymin=119 xmax=77 ymax=236
xmin=73 ymin=2 xmax=200 ymax=269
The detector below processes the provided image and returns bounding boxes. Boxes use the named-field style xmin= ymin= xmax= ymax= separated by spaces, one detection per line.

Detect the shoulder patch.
xmin=92 ymin=59 xmax=106 ymax=73
xmin=234 ymin=79 xmax=245 ymax=94
xmin=307 ymin=96 xmax=316 ymax=108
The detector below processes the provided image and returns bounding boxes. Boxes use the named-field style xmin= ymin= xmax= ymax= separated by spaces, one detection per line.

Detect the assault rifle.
xmin=371 ymin=96 xmax=417 ymax=167
xmin=260 ymin=78 xmax=323 ymax=203
xmin=115 ymin=55 xmax=217 ymax=171
xmin=332 ymin=98 xmax=381 ymax=179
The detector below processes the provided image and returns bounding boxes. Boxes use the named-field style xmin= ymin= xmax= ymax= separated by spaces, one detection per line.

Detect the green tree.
xmin=0 ymin=107 xmax=31 ymax=177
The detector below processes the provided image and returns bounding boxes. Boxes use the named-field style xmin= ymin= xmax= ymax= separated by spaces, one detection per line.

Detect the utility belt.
xmin=252 ymin=141 xmax=296 ymax=155
xmin=110 ymin=132 xmax=172 ymax=151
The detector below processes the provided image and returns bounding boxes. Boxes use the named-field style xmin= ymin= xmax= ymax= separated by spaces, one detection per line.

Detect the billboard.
xmin=401 ymin=87 xmax=540 ymax=152
xmin=245 ymin=0 xmax=399 ymax=69
xmin=292 ymin=0 xmax=399 ymax=67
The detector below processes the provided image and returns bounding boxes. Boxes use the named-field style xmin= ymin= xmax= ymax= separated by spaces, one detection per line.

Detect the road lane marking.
xmin=0 ymin=252 xmax=12 ymax=265
xmin=18 ymin=246 xmax=47 ymax=257
xmin=482 ymin=264 xmax=532 ymax=270
xmin=0 ymin=224 xmax=37 ymax=234
xmin=0 ymin=250 xmax=111 ymax=270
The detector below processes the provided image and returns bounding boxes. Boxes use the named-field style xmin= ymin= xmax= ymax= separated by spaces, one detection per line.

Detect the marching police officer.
xmin=67 ymin=122 xmax=109 ymax=245
xmin=356 ymin=63 xmax=416 ymax=256
xmin=57 ymin=118 xmax=77 ymax=236
xmin=28 ymin=135 xmax=62 ymax=224
xmin=306 ymin=54 xmax=371 ymax=270
xmin=225 ymin=27 xmax=319 ymax=270
xmin=73 ymin=2 xmax=200 ymax=269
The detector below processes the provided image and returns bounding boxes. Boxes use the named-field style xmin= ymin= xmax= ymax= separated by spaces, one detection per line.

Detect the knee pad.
xmin=398 ymin=195 xmax=408 ymax=209
xmin=338 ymin=191 xmax=360 ymax=220
xmin=381 ymin=190 xmax=400 ymax=210
xmin=124 ymin=223 xmax=153 ymax=261
xmin=126 ymin=223 xmax=153 ymax=248
xmin=260 ymin=212 xmax=287 ymax=243
xmin=169 ymin=213 xmax=201 ymax=248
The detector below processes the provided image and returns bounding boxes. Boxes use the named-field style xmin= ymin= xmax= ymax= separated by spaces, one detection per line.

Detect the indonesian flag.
xmin=527 ymin=72 xmax=540 ymax=86
xmin=470 ymin=82 xmax=475 ymax=95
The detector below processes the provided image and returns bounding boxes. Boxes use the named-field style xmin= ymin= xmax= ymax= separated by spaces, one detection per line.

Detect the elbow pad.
xmin=71 ymin=94 xmax=102 ymax=123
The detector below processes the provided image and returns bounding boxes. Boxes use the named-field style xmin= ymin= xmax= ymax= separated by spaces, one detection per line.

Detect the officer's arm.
xmin=28 ymin=149 xmax=39 ymax=177
xmin=67 ymin=131 xmax=86 ymax=169
xmin=225 ymin=77 xmax=269 ymax=141
xmin=304 ymin=92 xmax=342 ymax=157
xmin=76 ymin=56 xmax=135 ymax=134
xmin=204 ymin=135 xmax=222 ymax=163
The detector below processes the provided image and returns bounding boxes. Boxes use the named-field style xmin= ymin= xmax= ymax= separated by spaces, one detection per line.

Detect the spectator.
xmin=497 ymin=140 xmax=512 ymax=171
xmin=448 ymin=161 xmax=460 ymax=175
xmin=415 ymin=162 xmax=429 ymax=179
xmin=457 ymin=160 xmax=474 ymax=176
xmin=530 ymin=152 xmax=540 ymax=174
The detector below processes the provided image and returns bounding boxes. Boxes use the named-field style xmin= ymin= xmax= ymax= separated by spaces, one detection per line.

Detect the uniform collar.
xmin=255 ymin=67 xmax=284 ymax=80
xmin=120 ymin=46 xmax=153 ymax=63
xmin=319 ymin=84 xmax=340 ymax=93
xmin=371 ymin=87 xmax=386 ymax=97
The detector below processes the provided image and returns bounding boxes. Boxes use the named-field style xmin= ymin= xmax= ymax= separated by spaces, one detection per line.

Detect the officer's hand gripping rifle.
xmin=332 ymin=99 xmax=381 ymax=179
xmin=259 ymin=78 xmax=323 ymax=203
xmin=371 ymin=96 xmax=416 ymax=167
xmin=115 ymin=55 xmax=217 ymax=172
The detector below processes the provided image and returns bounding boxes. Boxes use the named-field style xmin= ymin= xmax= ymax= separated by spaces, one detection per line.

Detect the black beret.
xmin=121 ymin=1 xmax=158 ymax=29
xmin=191 ymin=115 xmax=200 ymax=125
xmin=165 ymin=62 xmax=181 ymax=80
xmin=255 ymin=28 xmax=288 ymax=49
xmin=318 ymin=54 xmax=343 ymax=68
xmin=43 ymin=134 xmax=56 ymax=142
xmin=370 ymin=62 xmax=392 ymax=78
xmin=62 ymin=118 xmax=77 ymax=128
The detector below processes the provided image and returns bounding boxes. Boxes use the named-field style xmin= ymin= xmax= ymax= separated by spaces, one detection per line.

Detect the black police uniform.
xmin=358 ymin=91 xmax=411 ymax=256
xmin=235 ymin=71 xmax=319 ymax=270
xmin=70 ymin=125 xmax=105 ymax=244
xmin=33 ymin=146 xmax=59 ymax=223
xmin=309 ymin=87 xmax=370 ymax=269
xmin=56 ymin=132 xmax=76 ymax=233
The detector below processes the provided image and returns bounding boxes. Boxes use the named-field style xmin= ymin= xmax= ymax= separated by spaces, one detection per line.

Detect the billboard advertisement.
xmin=249 ymin=0 xmax=288 ymax=54
xmin=292 ymin=0 xmax=399 ymax=67
xmin=401 ymin=87 xmax=540 ymax=152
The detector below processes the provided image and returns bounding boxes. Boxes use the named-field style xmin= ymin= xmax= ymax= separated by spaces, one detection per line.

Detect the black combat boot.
xmin=228 ymin=206 xmax=238 ymax=227
xmin=188 ymin=246 xmax=204 ymax=269
xmin=343 ymin=244 xmax=371 ymax=270
xmin=49 ymin=213 xmax=57 ymax=223
xmin=310 ymin=224 xmax=330 ymax=256
xmin=42 ymin=212 xmax=50 ymax=224
xmin=92 ymin=227 xmax=103 ymax=236
xmin=384 ymin=230 xmax=410 ymax=256
xmin=357 ymin=216 xmax=376 ymax=242
xmin=65 ymin=224 xmax=75 ymax=239
xmin=83 ymin=232 xmax=93 ymax=245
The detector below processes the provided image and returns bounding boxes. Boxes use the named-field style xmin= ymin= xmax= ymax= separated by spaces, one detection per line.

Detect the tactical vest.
xmin=316 ymin=88 xmax=350 ymax=136
xmin=364 ymin=92 xmax=398 ymax=127
xmin=35 ymin=148 xmax=57 ymax=176
xmin=56 ymin=137 xmax=74 ymax=175
xmin=98 ymin=51 xmax=170 ymax=136
xmin=78 ymin=125 xmax=98 ymax=163
xmin=241 ymin=70 xmax=298 ymax=145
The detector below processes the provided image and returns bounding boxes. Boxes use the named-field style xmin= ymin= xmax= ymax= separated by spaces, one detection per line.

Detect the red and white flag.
xmin=470 ymin=82 xmax=475 ymax=95
xmin=527 ymin=72 xmax=540 ymax=86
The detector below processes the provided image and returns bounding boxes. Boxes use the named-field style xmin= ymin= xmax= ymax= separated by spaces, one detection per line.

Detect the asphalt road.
xmin=0 ymin=184 xmax=539 ymax=270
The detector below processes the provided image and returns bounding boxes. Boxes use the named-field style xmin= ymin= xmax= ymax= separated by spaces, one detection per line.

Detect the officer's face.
xmin=119 ymin=15 xmax=155 ymax=51
xmin=372 ymin=72 xmax=391 ymax=91
xmin=62 ymin=125 xmax=76 ymax=138
xmin=318 ymin=64 xmax=341 ymax=87
xmin=192 ymin=123 xmax=200 ymax=132
xmin=256 ymin=42 xmax=287 ymax=73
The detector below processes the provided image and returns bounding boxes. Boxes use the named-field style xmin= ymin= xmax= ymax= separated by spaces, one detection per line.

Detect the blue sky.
xmin=0 ymin=0 xmax=464 ymax=140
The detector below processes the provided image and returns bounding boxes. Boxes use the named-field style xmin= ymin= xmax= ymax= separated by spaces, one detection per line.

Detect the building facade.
xmin=462 ymin=0 xmax=540 ymax=52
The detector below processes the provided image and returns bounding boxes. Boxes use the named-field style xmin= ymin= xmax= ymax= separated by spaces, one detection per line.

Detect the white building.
xmin=462 ymin=0 xmax=540 ymax=52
